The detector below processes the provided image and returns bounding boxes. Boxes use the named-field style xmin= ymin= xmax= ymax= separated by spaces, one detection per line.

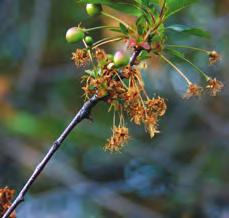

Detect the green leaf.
xmin=138 ymin=50 xmax=151 ymax=61
xmin=165 ymin=0 xmax=198 ymax=18
xmin=136 ymin=15 xmax=147 ymax=35
xmin=78 ymin=0 xmax=143 ymax=16
xmin=119 ymin=23 xmax=129 ymax=35
xmin=166 ymin=24 xmax=210 ymax=38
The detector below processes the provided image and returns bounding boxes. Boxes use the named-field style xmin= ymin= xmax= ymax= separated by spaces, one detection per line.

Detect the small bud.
xmin=208 ymin=50 xmax=220 ymax=65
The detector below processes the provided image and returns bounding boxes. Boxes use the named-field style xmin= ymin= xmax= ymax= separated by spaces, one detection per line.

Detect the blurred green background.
xmin=0 ymin=0 xmax=228 ymax=217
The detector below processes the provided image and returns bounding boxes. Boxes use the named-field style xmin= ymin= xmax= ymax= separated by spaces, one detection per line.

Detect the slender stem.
xmin=101 ymin=11 xmax=135 ymax=33
xmin=114 ymin=71 xmax=128 ymax=89
xmin=93 ymin=36 xmax=124 ymax=47
xmin=160 ymin=54 xmax=192 ymax=85
xmin=82 ymin=39 xmax=94 ymax=66
xmin=92 ymin=37 xmax=123 ymax=50
xmin=172 ymin=51 xmax=210 ymax=80
xmin=1 ymin=95 xmax=100 ymax=218
xmin=166 ymin=45 xmax=209 ymax=54
xmin=84 ymin=25 xmax=119 ymax=32
xmin=2 ymin=48 xmax=143 ymax=218
xmin=159 ymin=0 xmax=166 ymax=18
xmin=144 ymin=14 xmax=165 ymax=41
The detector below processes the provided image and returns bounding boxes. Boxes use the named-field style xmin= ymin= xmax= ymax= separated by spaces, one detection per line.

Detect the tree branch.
xmin=2 ymin=48 xmax=142 ymax=218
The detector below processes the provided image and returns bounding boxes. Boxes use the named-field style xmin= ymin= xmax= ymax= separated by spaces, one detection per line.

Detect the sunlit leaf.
xmin=119 ymin=23 xmax=129 ymax=35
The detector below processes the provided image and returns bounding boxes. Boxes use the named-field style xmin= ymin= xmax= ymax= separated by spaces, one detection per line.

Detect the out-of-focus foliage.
xmin=0 ymin=0 xmax=228 ymax=217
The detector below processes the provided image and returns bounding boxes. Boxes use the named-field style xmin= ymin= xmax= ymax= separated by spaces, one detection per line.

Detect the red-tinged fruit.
xmin=114 ymin=51 xmax=130 ymax=67
xmin=86 ymin=4 xmax=102 ymax=16
xmin=66 ymin=27 xmax=85 ymax=43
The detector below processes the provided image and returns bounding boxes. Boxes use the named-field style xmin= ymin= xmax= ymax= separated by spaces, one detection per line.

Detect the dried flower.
xmin=206 ymin=78 xmax=224 ymax=96
xmin=121 ymin=87 xmax=139 ymax=102
xmin=144 ymin=115 xmax=159 ymax=138
xmin=0 ymin=187 xmax=16 ymax=218
xmin=104 ymin=126 xmax=129 ymax=152
xmin=127 ymin=101 xmax=145 ymax=125
xmin=72 ymin=49 xmax=90 ymax=67
xmin=208 ymin=51 xmax=220 ymax=65
xmin=184 ymin=84 xmax=203 ymax=99
xmin=95 ymin=48 xmax=107 ymax=62
xmin=145 ymin=97 xmax=167 ymax=116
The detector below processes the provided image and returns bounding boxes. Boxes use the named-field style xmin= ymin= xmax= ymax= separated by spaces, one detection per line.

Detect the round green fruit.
xmin=86 ymin=4 xmax=102 ymax=16
xmin=85 ymin=36 xmax=94 ymax=46
xmin=66 ymin=27 xmax=84 ymax=43
xmin=107 ymin=54 xmax=114 ymax=61
xmin=114 ymin=51 xmax=130 ymax=67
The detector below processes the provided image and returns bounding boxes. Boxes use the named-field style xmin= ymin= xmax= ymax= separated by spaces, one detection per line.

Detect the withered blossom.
xmin=95 ymin=48 xmax=107 ymax=62
xmin=104 ymin=126 xmax=129 ymax=152
xmin=0 ymin=187 xmax=16 ymax=218
xmin=184 ymin=84 xmax=203 ymax=99
xmin=208 ymin=51 xmax=220 ymax=65
xmin=72 ymin=49 xmax=90 ymax=67
xmin=145 ymin=97 xmax=167 ymax=117
xmin=126 ymin=101 xmax=145 ymax=125
xmin=206 ymin=78 xmax=224 ymax=96
xmin=144 ymin=115 xmax=159 ymax=138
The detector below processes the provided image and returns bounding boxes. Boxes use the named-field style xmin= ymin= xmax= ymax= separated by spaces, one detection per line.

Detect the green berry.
xmin=114 ymin=51 xmax=130 ymax=67
xmin=66 ymin=27 xmax=85 ymax=43
xmin=85 ymin=36 xmax=94 ymax=46
xmin=86 ymin=4 xmax=102 ymax=16
xmin=107 ymin=54 xmax=114 ymax=61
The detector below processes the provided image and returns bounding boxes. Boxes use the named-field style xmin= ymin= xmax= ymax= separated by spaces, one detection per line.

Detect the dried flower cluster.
xmin=67 ymin=2 xmax=224 ymax=152
xmin=105 ymin=126 xmax=129 ymax=152
xmin=79 ymin=49 xmax=167 ymax=151
xmin=71 ymin=45 xmax=224 ymax=152
xmin=72 ymin=49 xmax=90 ymax=67
xmin=0 ymin=187 xmax=16 ymax=218
xmin=184 ymin=77 xmax=224 ymax=99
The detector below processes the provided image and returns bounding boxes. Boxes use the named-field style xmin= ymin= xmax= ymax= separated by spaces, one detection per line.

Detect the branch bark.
xmin=2 ymin=48 xmax=142 ymax=218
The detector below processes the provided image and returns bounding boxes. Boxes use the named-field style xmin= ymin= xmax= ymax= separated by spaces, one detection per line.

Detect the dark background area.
xmin=0 ymin=0 xmax=228 ymax=217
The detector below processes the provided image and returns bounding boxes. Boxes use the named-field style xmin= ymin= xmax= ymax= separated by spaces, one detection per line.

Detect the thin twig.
xmin=2 ymin=48 xmax=142 ymax=218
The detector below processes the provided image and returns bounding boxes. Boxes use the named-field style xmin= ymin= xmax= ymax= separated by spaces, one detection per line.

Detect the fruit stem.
xmin=159 ymin=0 xmax=166 ymax=18
xmin=171 ymin=50 xmax=210 ymax=80
xmin=85 ymin=25 xmax=119 ymax=32
xmin=166 ymin=45 xmax=209 ymax=54
xmin=160 ymin=54 xmax=192 ymax=85
xmin=82 ymin=39 xmax=94 ymax=66
xmin=93 ymin=36 xmax=124 ymax=47
xmin=92 ymin=37 xmax=124 ymax=49
xmin=101 ymin=11 xmax=135 ymax=33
